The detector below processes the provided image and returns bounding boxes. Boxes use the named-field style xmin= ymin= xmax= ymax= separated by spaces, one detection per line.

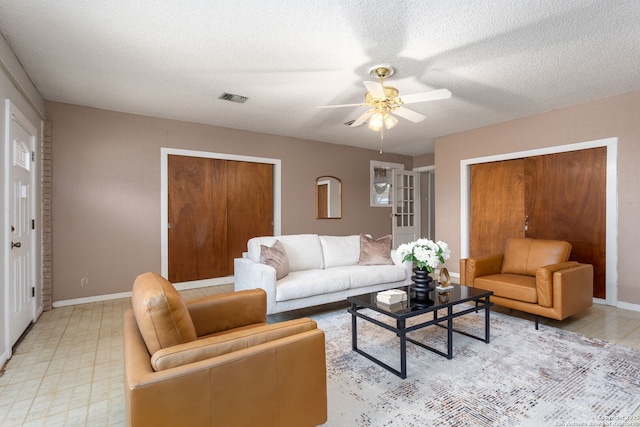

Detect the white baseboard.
xmin=0 ymin=348 xmax=11 ymax=369
xmin=590 ymin=298 xmax=640 ymax=312
xmin=52 ymin=291 xmax=133 ymax=308
xmin=172 ymin=276 xmax=234 ymax=291
xmin=617 ymin=300 xmax=640 ymax=312
xmin=52 ymin=276 xmax=234 ymax=308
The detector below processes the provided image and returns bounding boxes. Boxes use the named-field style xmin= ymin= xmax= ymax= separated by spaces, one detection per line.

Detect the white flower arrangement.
xmin=397 ymin=239 xmax=451 ymax=273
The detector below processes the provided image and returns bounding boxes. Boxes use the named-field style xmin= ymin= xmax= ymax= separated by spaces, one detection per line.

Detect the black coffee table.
xmin=347 ymin=284 xmax=493 ymax=379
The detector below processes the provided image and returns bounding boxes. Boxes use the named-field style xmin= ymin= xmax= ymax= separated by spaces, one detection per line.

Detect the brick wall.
xmin=41 ymin=121 xmax=52 ymax=311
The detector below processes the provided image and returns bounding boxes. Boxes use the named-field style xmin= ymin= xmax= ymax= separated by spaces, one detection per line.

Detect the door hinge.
xmin=31 ymin=151 xmax=35 ymax=162
xmin=32 ymin=219 xmax=35 ymax=230
xmin=32 ymin=287 xmax=35 ymax=297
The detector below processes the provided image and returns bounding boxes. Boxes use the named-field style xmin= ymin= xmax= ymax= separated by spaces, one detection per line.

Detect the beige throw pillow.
xmin=357 ymin=234 xmax=394 ymax=265
xmin=260 ymin=239 xmax=290 ymax=280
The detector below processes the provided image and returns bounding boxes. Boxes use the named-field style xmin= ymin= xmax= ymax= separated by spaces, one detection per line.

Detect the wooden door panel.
xmin=470 ymin=160 xmax=525 ymax=257
xmin=317 ymin=184 xmax=328 ymax=218
xmin=226 ymin=161 xmax=273 ymax=274
xmin=524 ymin=148 xmax=606 ymax=298
xmin=168 ymin=156 xmax=228 ymax=282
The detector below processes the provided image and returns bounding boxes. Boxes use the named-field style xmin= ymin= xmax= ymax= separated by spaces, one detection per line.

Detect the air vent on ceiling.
xmin=219 ymin=92 xmax=249 ymax=103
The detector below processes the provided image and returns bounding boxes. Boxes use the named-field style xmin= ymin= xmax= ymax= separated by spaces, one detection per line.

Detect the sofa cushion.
xmin=248 ymin=234 xmax=324 ymax=271
xmin=357 ymin=234 xmax=394 ymax=265
xmin=275 ymin=269 xmax=350 ymax=302
xmin=474 ymin=274 xmax=538 ymax=303
xmin=502 ymin=238 xmax=572 ymax=276
xmin=319 ymin=235 xmax=361 ymax=268
xmin=260 ymin=239 xmax=290 ymax=280
xmin=344 ymin=265 xmax=407 ymax=288
xmin=131 ymin=272 xmax=197 ymax=355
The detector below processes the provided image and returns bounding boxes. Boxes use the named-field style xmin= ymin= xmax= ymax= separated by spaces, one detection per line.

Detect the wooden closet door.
xmin=226 ymin=160 xmax=273 ymax=274
xmin=469 ymin=148 xmax=607 ymax=298
xmin=524 ymin=147 xmax=606 ymax=298
xmin=168 ymin=155 xmax=228 ymax=282
xmin=469 ymin=159 xmax=525 ymax=257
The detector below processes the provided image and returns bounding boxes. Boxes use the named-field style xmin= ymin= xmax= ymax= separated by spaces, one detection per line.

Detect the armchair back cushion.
xmin=131 ymin=272 xmax=197 ymax=355
xmin=501 ymin=238 xmax=572 ymax=276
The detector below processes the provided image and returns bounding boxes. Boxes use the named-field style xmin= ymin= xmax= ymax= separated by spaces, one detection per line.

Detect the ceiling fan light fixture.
xmin=317 ymin=63 xmax=450 ymax=147
xmin=367 ymin=111 xmax=398 ymax=132
xmin=368 ymin=112 xmax=384 ymax=131
xmin=384 ymin=113 xmax=398 ymax=130
xmin=368 ymin=111 xmax=398 ymax=132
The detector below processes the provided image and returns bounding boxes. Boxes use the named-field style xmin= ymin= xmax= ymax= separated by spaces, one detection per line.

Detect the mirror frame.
xmin=316 ymin=176 xmax=342 ymax=219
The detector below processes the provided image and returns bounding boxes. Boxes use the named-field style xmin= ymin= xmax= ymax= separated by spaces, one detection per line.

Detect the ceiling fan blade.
xmin=400 ymin=88 xmax=452 ymax=104
xmin=393 ymin=106 xmax=426 ymax=123
xmin=317 ymin=103 xmax=364 ymax=108
xmin=363 ymin=81 xmax=386 ymax=99
xmin=350 ymin=110 xmax=374 ymax=127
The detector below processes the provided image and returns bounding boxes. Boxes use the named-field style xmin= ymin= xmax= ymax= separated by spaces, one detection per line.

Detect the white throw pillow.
xmin=319 ymin=235 xmax=361 ymax=268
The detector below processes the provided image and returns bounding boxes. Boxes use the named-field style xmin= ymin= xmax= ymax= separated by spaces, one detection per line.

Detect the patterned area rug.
xmin=312 ymin=306 xmax=640 ymax=426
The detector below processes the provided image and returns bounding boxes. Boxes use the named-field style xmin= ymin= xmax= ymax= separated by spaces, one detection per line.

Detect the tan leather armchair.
xmin=460 ymin=238 xmax=593 ymax=329
xmin=124 ymin=272 xmax=327 ymax=427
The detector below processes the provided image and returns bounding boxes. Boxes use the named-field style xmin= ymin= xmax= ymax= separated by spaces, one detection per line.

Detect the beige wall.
xmin=435 ymin=90 xmax=640 ymax=306
xmin=413 ymin=152 xmax=435 ymax=169
xmin=46 ymin=102 xmax=411 ymax=302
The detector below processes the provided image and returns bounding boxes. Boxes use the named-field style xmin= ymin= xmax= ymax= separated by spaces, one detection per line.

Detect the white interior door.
xmin=392 ymin=169 xmax=420 ymax=248
xmin=7 ymin=105 xmax=36 ymax=347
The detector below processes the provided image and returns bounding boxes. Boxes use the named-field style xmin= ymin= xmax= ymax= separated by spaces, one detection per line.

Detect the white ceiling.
xmin=1 ymin=1 xmax=639 ymax=156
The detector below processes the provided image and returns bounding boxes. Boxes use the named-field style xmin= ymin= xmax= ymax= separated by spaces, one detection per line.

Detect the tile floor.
xmin=1 ymin=283 xmax=639 ymax=426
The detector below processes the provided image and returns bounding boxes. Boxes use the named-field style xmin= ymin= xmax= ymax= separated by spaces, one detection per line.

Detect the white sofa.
xmin=234 ymin=234 xmax=413 ymax=314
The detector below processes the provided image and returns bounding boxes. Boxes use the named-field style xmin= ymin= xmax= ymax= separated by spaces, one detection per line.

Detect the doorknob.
xmin=11 ymin=241 xmax=21 ymax=249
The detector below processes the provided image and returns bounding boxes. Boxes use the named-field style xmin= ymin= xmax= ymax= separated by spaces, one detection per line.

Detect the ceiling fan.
xmin=318 ymin=65 xmax=451 ymax=133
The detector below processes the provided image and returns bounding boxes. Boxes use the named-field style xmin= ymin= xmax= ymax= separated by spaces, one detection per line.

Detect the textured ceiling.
xmin=0 ymin=1 xmax=639 ymax=155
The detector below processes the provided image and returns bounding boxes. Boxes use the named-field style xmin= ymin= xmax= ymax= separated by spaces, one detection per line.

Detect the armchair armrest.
xmin=186 ymin=289 xmax=267 ymax=337
xmin=535 ymin=261 xmax=579 ymax=307
xmin=151 ymin=318 xmax=318 ymax=371
xmin=211 ymin=329 xmax=328 ymax=427
xmin=552 ymin=263 xmax=594 ymax=319
xmin=460 ymin=254 xmax=504 ymax=286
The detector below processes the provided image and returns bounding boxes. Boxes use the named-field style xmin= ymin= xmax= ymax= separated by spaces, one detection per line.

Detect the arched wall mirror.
xmin=316 ymin=176 xmax=342 ymax=219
